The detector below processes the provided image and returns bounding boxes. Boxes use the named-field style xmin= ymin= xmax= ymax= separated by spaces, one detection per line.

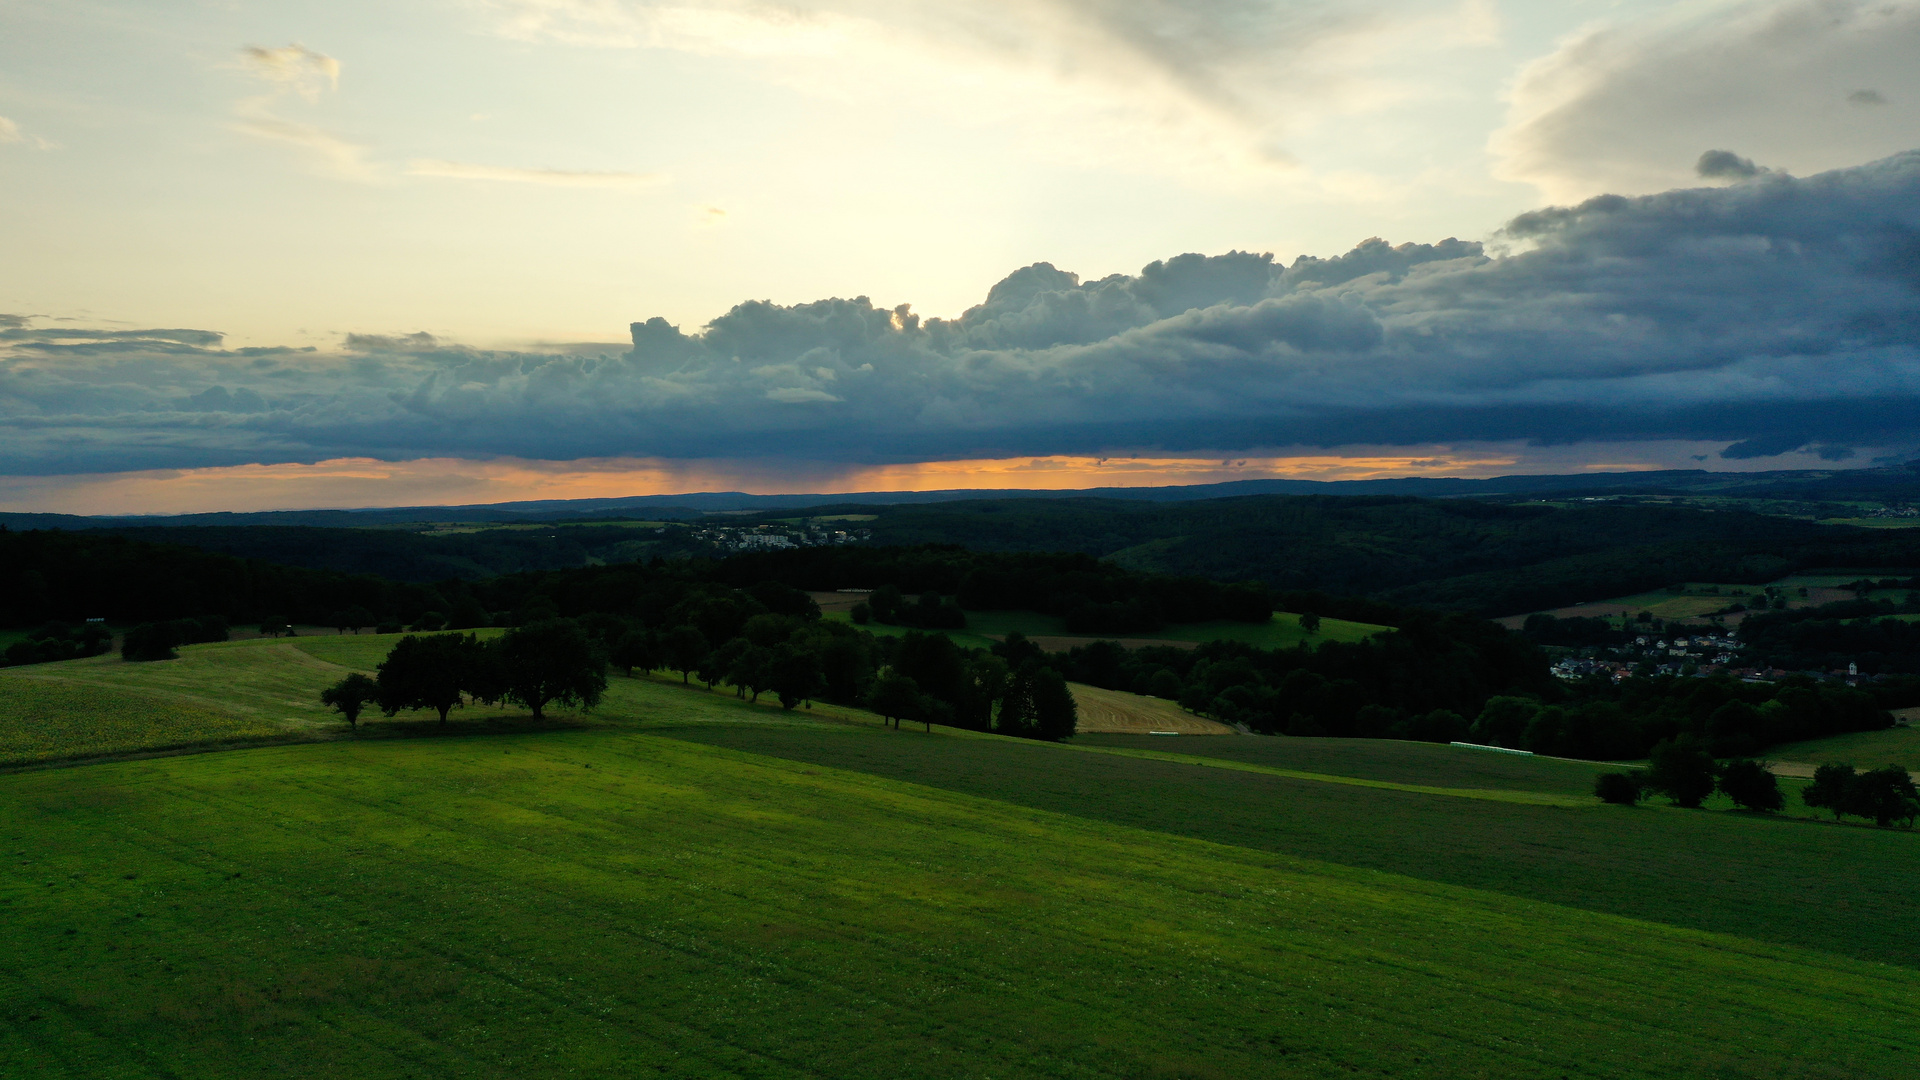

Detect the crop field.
xmin=4 ymin=640 xmax=1918 ymax=1077
xmin=1067 ymin=683 xmax=1234 ymax=734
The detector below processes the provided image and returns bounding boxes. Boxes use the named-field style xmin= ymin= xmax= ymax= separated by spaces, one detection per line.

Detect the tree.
xmin=997 ymin=667 xmax=1036 ymax=737
xmin=1846 ymin=766 xmax=1919 ymax=827
xmin=1299 ymin=612 xmax=1322 ymax=635
xmin=1593 ymin=772 xmax=1643 ymax=805
xmin=1645 ymin=736 xmax=1716 ymax=808
xmin=610 ymin=629 xmax=658 ymax=676
xmin=121 ymin=623 xmax=179 ymax=662
xmin=701 ymin=637 xmax=747 ymax=692
xmin=850 ymin=602 xmax=871 ymax=625
xmin=958 ymin=655 xmax=1011 ymax=730
xmin=489 ymin=619 xmax=608 ymax=721
xmin=1716 ymin=759 xmax=1784 ymax=812
xmin=320 ymin=673 xmax=379 ymax=730
xmin=730 ymin=644 xmax=778 ymax=703
xmin=376 ymin=632 xmax=481 ymax=724
xmin=868 ymin=585 xmax=902 ymax=624
xmin=665 ymin=625 xmax=709 ymax=685
xmin=867 ymin=671 xmax=921 ymax=729
xmin=1031 ymin=667 xmax=1078 ymax=741
xmin=769 ymin=644 xmax=824 ymax=710
xmin=1802 ymin=763 xmax=1856 ymax=820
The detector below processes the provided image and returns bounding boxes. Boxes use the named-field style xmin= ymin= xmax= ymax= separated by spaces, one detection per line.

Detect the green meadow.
xmin=2 ymin=637 xmax=1917 ymax=1078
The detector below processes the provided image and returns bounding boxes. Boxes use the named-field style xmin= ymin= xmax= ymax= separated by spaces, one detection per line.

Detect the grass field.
xmin=0 ymin=680 xmax=282 ymax=765
xmin=4 ymin=639 xmax=1919 ymax=1077
xmin=1770 ymin=724 xmax=1920 ymax=769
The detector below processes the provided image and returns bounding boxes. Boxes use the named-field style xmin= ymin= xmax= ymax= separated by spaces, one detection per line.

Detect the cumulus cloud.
xmin=1493 ymin=0 xmax=1920 ymax=202
xmin=404 ymin=159 xmax=667 ymax=188
xmin=5 ymin=150 xmax=1920 ymax=474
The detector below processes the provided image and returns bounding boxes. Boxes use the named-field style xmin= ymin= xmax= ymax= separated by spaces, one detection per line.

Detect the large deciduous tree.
xmin=1716 ymin=759 xmax=1784 ymax=812
xmin=377 ymin=632 xmax=482 ymax=724
xmin=1645 ymin=736 xmax=1716 ymax=809
xmin=487 ymin=619 xmax=608 ymax=721
xmin=665 ymin=625 xmax=710 ymax=685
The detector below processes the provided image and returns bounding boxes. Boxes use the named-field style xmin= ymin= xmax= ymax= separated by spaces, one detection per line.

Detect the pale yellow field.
xmin=1069 ymin=681 xmax=1236 ymax=735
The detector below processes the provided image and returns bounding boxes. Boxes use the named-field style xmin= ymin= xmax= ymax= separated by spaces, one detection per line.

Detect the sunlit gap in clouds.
xmin=0 ymin=441 xmax=1878 ymax=517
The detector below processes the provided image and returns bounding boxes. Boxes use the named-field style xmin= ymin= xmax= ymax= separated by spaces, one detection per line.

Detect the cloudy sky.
xmin=2 ymin=0 xmax=1917 ymax=513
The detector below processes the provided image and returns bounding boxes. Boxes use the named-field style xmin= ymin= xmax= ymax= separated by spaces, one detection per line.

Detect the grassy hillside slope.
xmin=4 ymin=724 xmax=1917 ymax=1079
xmin=4 ymin=640 xmax=1918 ymax=1077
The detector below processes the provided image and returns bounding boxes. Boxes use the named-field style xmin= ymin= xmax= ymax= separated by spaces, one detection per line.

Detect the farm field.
xmin=4 ymin=639 xmax=1919 ymax=1077
xmin=1067 ymin=683 xmax=1234 ymax=734
xmin=4 ymin=713 xmax=1918 ymax=1078
xmin=1075 ymin=733 xmax=1611 ymax=796
xmin=668 ymin=722 xmax=1920 ymax=967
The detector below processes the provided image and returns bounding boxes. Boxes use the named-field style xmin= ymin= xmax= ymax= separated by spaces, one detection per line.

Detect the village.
xmin=1549 ymin=630 xmax=1876 ymax=686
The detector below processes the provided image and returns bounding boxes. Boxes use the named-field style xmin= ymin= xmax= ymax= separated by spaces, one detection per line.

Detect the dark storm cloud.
xmin=4 ymin=150 xmax=1920 ymax=474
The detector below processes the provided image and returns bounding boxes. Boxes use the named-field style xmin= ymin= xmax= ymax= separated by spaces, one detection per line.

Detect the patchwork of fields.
xmin=2 ymin=638 xmax=1917 ymax=1078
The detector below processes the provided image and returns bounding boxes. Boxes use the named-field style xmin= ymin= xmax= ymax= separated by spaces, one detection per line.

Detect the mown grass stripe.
xmin=1052 ymin=740 xmax=1595 ymax=805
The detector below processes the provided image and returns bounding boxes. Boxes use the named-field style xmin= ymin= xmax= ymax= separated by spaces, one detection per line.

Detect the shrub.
xmin=1594 ymin=772 xmax=1643 ymax=805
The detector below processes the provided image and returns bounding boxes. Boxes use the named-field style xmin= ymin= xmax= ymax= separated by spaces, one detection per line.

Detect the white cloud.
xmin=240 ymin=44 xmax=341 ymax=100
xmin=479 ymin=0 xmax=1507 ymax=181
xmin=1492 ymin=0 xmax=1920 ymax=202
xmin=232 ymin=43 xmax=379 ymax=182
xmin=405 ymin=159 xmax=667 ymax=188
xmin=0 ymin=116 xmax=18 ymax=143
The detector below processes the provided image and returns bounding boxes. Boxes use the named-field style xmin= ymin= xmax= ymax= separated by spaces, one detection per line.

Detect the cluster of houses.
xmin=687 ymin=523 xmax=872 ymax=553
xmin=1548 ymin=628 xmax=1874 ymax=686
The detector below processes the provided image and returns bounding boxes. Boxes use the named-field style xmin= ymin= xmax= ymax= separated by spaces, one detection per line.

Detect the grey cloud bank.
xmin=4 ymin=151 xmax=1920 ymax=475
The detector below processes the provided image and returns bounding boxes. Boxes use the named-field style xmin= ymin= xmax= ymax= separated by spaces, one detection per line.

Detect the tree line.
xmin=1595 ymin=739 xmax=1918 ymax=828
xmin=320 ymin=611 xmax=1079 ymax=741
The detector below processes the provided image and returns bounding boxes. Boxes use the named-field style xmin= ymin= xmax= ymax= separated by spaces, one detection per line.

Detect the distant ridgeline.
xmin=821 ymin=496 xmax=1920 ymax=616
xmin=10 ymin=491 xmax=1920 ymax=617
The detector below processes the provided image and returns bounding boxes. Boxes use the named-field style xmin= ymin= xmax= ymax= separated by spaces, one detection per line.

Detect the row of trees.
xmin=1595 ymin=740 xmax=1918 ymax=827
xmin=321 ymin=614 xmax=1080 ymax=741
xmin=321 ymin=620 xmax=609 ymax=728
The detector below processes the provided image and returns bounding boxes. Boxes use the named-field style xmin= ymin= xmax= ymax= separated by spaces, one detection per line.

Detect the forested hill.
xmin=10 ymin=494 xmax=1920 ymax=617
xmin=784 ymin=496 xmax=1920 ymax=615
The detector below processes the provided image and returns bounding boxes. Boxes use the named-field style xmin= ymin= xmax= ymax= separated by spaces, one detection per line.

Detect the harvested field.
xmin=1069 ymin=681 xmax=1235 ymax=735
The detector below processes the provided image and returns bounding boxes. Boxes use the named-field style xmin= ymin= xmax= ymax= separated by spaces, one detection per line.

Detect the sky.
xmin=2 ymin=0 xmax=1918 ymax=513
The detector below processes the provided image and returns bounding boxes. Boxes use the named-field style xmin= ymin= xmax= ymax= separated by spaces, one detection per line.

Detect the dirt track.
xmin=1070 ymin=683 xmax=1236 ymax=735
